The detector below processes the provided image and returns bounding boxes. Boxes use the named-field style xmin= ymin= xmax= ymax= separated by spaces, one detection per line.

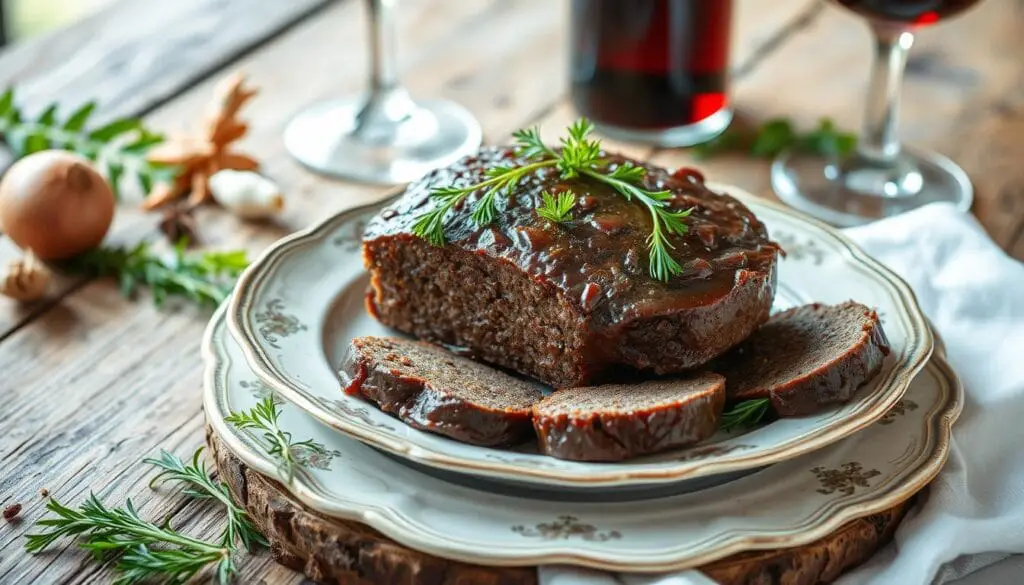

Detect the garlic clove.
xmin=208 ymin=169 xmax=284 ymax=220
xmin=0 ymin=249 xmax=52 ymax=302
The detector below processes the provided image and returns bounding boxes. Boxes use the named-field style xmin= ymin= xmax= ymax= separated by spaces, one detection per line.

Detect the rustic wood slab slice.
xmin=208 ymin=427 xmax=916 ymax=585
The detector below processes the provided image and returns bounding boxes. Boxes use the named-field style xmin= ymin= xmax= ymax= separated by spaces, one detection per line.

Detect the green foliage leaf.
xmin=0 ymin=88 xmax=14 ymax=119
xmin=225 ymin=397 xmax=327 ymax=483
xmin=63 ymin=101 xmax=97 ymax=132
xmin=750 ymin=118 xmax=796 ymax=157
xmin=799 ymin=118 xmax=857 ymax=157
xmin=688 ymin=117 xmax=857 ymax=160
xmin=721 ymin=398 xmax=772 ymax=432
xmin=107 ymin=161 xmax=125 ymax=198
xmin=24 ymin=493 xmax=236 ymax=585
xmin=145 ymin=448 xmax=267 ymax=551
xmin=88 ymin=118 xmax=142 ymax=142
xmin=0 ymin=88 xmax=168 ymax=200
xmin=512 ymin=126 xmax=550 ymax=160
xmin=470 ymin=186 xmax=501 ymax=226
xmin=606 ymin=162 xmax=646 ymax=185
xmin=536 ymin=189 xmax=577 ymax=224
xmin=123 ymin=130 xmax=164 ymax=154
xmin=23 ymin=132 xmax=48 ymax=155
xmin=36 ymin=104 xmax=58 ymax=126
xmin=63 ymin=241 xmax=249 ymax=309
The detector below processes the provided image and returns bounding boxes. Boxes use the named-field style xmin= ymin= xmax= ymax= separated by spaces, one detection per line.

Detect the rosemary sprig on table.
xmin=145 ymin=448 xmax=267 ymax=552
xmin=720 ymin=398 xmax=772 ymax=432
xmin=412 ymin=118 xmax=694 ymax=281
xmin=64 ymin=240 xmax=249 ymax=308
xmin=0 ymin=89 xmax=175 ymax=198
xmin=691 ymin=117 xmax=857 ymax=160
xmin=536 ymin=189 xmax=577 ymax=224
xmin=225 ymin=396 xmax=327 ymax=483
xmin=25 ymin=494 xmax=235 ymax=585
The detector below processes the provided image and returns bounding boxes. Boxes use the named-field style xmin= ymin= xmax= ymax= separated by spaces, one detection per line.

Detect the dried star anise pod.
xmin=158 ymin=205 xmax=200 ymax=245
xmin=142 ymin=72 xmax=260 ymax=210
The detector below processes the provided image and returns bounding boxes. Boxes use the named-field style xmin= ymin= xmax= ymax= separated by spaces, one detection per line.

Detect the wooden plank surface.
xmin=0 ymin=0 xmax=1019 ymax=584
xmin=0 ymin=0 xmax=335 ymax=338
xmin=0 ymin=1 xmax=822 ymax=583
xmin=0 ymin=0 xmax=333 ymax=120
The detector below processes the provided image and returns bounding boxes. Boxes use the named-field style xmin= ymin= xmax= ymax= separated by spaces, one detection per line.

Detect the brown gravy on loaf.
xmin=364 ymin=146 xmax=779 ymax=327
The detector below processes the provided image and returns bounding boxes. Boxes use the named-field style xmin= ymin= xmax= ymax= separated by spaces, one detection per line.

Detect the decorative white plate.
xmin=226 ymin=184 xmax=934 ymax=488
xmin=206 ymin=305 xmax=960 ymax=571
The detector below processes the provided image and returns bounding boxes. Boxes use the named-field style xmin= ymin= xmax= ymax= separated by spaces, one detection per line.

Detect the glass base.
xmin=592 ymin=108 xmax=733 ymax=147
xmin=283 ymin=95 xmax=482 ymax=184
xmin=770 ymin=147 xmax=973 ymax=227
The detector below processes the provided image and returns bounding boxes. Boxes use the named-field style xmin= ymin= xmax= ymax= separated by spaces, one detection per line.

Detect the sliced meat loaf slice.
xmin=531 ymin=372 xmax=726 ymax=462
xmin=718 ymin=301 xmax=890 ymax=416
xmin=341 ymin=336 xmax=543 ymax=447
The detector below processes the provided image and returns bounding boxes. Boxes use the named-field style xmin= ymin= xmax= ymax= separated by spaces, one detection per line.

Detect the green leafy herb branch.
xmin=26 ymin=448 xmax=264 ymax=585
xmin=691 ymin=117 xmax=857 ymax=160
xmin=225 ymin=396 xmax=331 ymax=482
xmin=721 ymin=398 xmax=772 ymax=432
xmin=145 ymin=449 xmax=267 ymax=552
xmin=65 ymin=240 xmax=249 ymax=308
xmin=25 ymin=415 xmax=332 ymax=583
xmin=0 ymin=88 xmax=174 ymax=198
xmin=412 ymin=119 xmax=694 ymax=282
xmin=536 ymin=189 xmax=577 ymax=224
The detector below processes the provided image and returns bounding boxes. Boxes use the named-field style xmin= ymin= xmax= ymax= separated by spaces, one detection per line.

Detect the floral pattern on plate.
xmin=226 ymin=184 xmax=934 ymax=488
xmin=205 ymin=306 xmax=961 ymax=571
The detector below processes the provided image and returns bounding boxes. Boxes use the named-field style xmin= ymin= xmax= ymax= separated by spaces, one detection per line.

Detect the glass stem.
xmin=356 ymin=0 xmax=415 ymax=134
xmin=858 ymin=27 xmax=914 ymax=163
xmin=366 ymin=0 xmax=400 ymax=93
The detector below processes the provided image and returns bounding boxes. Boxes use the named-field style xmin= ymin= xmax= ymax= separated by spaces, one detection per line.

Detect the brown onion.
xmin=0 ymin=150 xmax=115 ymax=260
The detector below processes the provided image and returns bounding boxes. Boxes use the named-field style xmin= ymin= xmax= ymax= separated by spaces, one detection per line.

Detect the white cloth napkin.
xmin=540 ymin=203 xmax=1024 ymax=585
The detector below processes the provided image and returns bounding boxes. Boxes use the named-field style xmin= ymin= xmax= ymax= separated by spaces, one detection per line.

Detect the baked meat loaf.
xmin=362 ymin=147 xmax=779 ymax=387
xmin=341 ymin=336 xmax=543 ymax=446
xmin=532 ymin=372 xmax=726 ymax=461
xmin=717 ymin=301 xmax=890 ymax=416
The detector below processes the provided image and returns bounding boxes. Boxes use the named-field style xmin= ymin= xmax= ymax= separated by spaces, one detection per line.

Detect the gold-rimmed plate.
xmin=225 ymin=184 xmax=934 ymax=488
xmin=207 ymin=304 xmax=959 ymax=571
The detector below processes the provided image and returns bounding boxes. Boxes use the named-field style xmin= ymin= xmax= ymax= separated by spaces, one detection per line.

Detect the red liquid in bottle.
xmin=833 ymin=0 xmax=982 ymax=27
xmin=570 ymin=0 xmax=733 ymax=141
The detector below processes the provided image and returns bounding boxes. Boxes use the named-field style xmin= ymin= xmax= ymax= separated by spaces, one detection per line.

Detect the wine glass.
xmin=770 ymin=0 xmax=981 ymax=226
xmin=283 ymin=0 xmax=482 ymax=184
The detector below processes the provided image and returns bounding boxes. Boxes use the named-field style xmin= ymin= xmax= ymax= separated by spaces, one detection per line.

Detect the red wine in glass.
xmin=833 ymin=0 xmax=983 ymax=27
xmin=570 ymin=0 xmax=733 ymax=146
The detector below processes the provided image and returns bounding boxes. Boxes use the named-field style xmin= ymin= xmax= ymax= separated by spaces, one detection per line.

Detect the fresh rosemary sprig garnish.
xmin=536 ymin=190 xmax=577 ymax=224
xmin=720 ymin=398 xmax=772 ymax=432
xmin=0 ymin=89 xmax=175 ymax=198
xmin=411 ymin=159 xmax=554 ymax=246
xmin=64 ymin=240 xmax=249 ymax=308
xmin=225 ymin=396 xmax=327 ymax=483
xmin=145 ymin=448 xmax=267 ymax=552
xmin=580 ymin=163 xmax=693 ymax=282
xmin=25 ymin=494 xmax=235 ymax=585
xmin=411 ymin=118 xmax=694 ymax=281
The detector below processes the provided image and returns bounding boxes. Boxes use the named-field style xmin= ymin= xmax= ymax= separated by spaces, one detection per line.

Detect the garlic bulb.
xmin=1 ymin=250 xmax=51 ymax=301
xmin=208 ymin=170 xmax=283 ymax=219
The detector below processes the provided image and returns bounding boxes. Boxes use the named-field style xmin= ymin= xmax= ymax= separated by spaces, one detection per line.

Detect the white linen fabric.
xmin=540 ymin=203 xmax=1024 ymax=585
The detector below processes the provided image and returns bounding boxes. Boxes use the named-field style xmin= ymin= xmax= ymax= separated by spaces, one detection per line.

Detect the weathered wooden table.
xmin=0 ymin=1 xmax=1020 ymax=583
